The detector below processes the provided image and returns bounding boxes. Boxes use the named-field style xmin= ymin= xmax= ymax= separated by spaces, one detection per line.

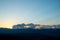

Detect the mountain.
xmin=0 ymin=28 xmax=60 ymax=40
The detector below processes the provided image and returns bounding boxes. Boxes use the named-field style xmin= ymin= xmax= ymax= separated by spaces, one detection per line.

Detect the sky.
xmin=0 ymin=0 xmax=60 ymax=28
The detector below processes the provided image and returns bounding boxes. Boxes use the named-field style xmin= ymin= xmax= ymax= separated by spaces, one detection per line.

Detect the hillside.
xmin=0 ymin=28 xmax=60 ymax=40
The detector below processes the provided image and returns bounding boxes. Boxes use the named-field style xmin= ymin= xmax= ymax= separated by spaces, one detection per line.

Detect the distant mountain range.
xmin=12 ymin=23 xmax=60 ymax=29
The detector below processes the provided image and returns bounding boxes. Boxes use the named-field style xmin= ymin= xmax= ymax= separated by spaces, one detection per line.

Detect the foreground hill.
xmin=0 ymin=28 xmax=60 ymax=40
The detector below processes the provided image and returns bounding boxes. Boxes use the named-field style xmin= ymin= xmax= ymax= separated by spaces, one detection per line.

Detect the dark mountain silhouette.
xmin=0 ymin=28 xmax=60 ymax=40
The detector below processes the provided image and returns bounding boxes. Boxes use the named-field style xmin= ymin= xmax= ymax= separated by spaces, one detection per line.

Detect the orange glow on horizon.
xmin=0 ymin=19 xmax=17 ymax=28
xmin=35 ymin=26 xmax=41 ymax=29
xmin=0 ymin=23 xmax=13 ymax=28
xmin=24 ymin=26 xmax=31 ymax=28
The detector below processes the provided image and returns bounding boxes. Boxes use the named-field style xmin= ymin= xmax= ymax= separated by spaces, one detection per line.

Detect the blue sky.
xmin=0 ymin=0 xmax=60 ymax=28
